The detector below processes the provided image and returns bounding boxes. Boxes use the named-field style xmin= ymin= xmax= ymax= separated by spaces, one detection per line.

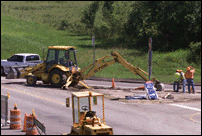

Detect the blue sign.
xmin=145 ymin=82 xmax=154 ymax=90
xmin=147 ymin=89 xmax=158 ymax=99
xmin=145 ymin=82 xmax=158 ymax=99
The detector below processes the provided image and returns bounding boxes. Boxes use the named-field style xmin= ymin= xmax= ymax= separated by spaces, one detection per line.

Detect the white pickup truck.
xmin=1 ymin=53 xmax=43 ymax=76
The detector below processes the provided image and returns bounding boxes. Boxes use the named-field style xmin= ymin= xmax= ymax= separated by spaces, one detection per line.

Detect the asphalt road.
xmin=1 ymin=77 xmax=201 ymax=135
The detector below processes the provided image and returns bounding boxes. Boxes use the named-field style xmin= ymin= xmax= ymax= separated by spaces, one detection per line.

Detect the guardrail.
xmin=1 ymin=95 xmax=8 ymax=126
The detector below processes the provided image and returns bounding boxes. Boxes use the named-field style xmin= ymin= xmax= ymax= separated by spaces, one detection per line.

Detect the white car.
xmin=1 ymin=53 xmax=42 ymax=76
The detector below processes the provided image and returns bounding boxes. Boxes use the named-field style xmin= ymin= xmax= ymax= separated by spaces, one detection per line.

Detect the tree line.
xmin=78 ymin=1 xmax=201 ymax=52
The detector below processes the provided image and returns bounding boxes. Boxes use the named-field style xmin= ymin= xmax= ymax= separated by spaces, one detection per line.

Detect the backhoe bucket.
xmin=6 ymin=66 xmax=21 ymax=79
xmin=154 ymin=82 xmax=165 ymax=91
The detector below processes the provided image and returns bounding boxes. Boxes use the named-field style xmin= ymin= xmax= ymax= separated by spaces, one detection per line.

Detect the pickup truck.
xmin=1 ymin=53 xmax=43 ymax=76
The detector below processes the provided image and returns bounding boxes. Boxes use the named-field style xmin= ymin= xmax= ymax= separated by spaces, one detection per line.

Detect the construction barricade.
xmin=1 ymin=94 xmax=9 ymax=126
xmin=10 ymin=103 xmax=21 ymax=129
xmin=26 ymin=114 xmax=38 ymax=135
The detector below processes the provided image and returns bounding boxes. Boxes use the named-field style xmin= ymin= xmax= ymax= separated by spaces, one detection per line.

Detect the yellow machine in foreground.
xmin=6 ymin=46 xmax=164 ymax=90
xmin=68 ymin=91 xmax=113 ymax=135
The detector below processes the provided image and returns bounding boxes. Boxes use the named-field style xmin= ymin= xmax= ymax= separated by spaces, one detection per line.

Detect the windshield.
xmin=46 ymin=48 xmax=77 ymax=67
xmin=8 ymin=55 xmax=23 ymax=62
xmin=58 ymin=49 xmax=77 ymax=67
xmin=73 ymin=95 xmax=105 ymax=126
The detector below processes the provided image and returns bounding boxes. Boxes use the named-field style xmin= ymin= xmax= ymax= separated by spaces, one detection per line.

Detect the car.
xmin=1 ymin=53 xmax=43 ymax=76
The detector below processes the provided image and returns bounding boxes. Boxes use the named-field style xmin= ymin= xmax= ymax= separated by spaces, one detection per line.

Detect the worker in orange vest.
xmin=185 ymin=66 xmax=195 ymax=94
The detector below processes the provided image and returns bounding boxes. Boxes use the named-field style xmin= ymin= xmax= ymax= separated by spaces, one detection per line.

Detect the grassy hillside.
xmin=1 ymin=1 xmax=201 ymax=83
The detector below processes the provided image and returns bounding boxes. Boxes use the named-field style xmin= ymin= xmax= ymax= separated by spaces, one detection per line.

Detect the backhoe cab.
xmin=45 ymin=46 xmax=78 ymax=72
xmin=69 ymin=91 xmax=113 ymax=135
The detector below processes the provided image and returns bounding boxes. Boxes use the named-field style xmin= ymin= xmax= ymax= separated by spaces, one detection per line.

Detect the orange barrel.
xmin=26 ymin=115 xmax=38 ymax=135
xmin=10 ymin=109 xmax=21 ymax=129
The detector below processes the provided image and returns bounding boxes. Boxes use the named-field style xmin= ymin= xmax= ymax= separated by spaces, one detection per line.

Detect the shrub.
xmin=186 ymin=42 xmax=201 ymax=64
xmin=58 ymin=20 xmax=69 ymax=30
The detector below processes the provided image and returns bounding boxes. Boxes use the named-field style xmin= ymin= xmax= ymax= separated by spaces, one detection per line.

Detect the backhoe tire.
xmin=49 ymin=69 xmax=67 ymax=88
xmin=26 ymin=75 xmax=37 ymax=86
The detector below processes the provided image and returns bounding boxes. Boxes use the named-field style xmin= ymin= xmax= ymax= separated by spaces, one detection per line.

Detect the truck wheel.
xmin=26 ymin=75 xmax=37 ymax=86
xmin=1 ymin=66 xmax=5 ymax=76
xmin=49 ymin=69 xmax=67 ymax=88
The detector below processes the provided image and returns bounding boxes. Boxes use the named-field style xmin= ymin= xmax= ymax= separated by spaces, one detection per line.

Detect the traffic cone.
xmin=112 ymin=78 xmax=116 ymax=88
xmin=134 ymin=86 xmax=145 ymax=90
xmin=23 ymin=113 xmax=27 ymax=132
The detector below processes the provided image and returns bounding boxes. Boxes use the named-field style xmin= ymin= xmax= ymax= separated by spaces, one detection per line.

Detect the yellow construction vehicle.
xmin=6 ymin=46 xmax=81 ymax=88
xmin=68 ymin=91 xmax=113 ymax=135
xmin=6 ymin=46 xmax=164 ymax=90
xmin=63 ymin=51 xmax=164 ymax=91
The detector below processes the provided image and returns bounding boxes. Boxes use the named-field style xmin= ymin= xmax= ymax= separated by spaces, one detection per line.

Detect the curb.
xmin=87 ymin=76 xmax=201 ymax=86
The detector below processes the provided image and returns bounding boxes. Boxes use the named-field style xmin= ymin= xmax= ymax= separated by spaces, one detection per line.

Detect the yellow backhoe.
xmin=6 ymin=46 xmax=164 ymax=90
xmin=67 ymin=91 xmax=113 ymax=135
xmin=63 ymin=51 xmax=164 ymax=91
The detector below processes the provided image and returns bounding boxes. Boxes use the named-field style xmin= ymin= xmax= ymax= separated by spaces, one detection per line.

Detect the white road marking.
xmin=170 ymin=104 xmax=201 ymax=112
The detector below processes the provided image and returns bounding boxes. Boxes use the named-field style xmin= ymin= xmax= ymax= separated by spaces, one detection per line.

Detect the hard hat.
xmin=187 ymin=66 xmax=190 ymax=71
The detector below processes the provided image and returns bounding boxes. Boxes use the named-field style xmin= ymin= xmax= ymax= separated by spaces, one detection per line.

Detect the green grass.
xmin=1 ymin=1 xmax=201 ymax=84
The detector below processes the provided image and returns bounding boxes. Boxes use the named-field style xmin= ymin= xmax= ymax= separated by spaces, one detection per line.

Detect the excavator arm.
xmin=64 ymin=51 xmax=164 ymax=91
xmin=81 ymin=54 xmax=116 ymax=80
xmin=110 ymin=51 xmax=160 ymax=83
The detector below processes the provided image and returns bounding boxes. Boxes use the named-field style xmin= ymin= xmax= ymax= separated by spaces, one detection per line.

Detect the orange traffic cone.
xmin=134 ymin=86 xmax=145 ymax=90
xmin=112 ymin=78 xmax=116 ymax=88
xmin=23 ymin=113 xmax=27 ymax=132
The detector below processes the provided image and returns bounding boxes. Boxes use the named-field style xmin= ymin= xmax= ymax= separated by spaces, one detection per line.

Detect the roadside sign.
xmin=145 ymin=82 xmax=158 ymax=100
xmin=145 ymin=82 xmax=154 ymax=90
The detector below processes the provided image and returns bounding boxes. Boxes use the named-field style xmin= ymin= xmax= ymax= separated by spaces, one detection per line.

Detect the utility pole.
xmin=92 ymin=36 xmax=95 ymax=65
xmin=43 ymin=46 xmax=44 ymax=62
xmin=148 ymin=38 xmax=152 ymax=81
xmin=92 ymin=36 xmax=95 ymax=77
